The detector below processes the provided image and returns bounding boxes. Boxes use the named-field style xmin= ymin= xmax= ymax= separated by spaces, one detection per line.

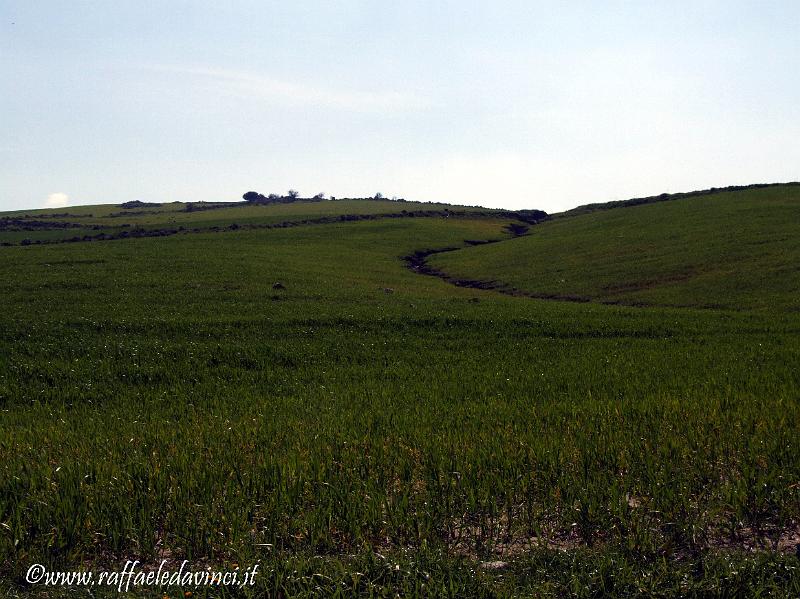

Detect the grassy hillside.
xmin=0 ymin=198 xmax=498 ymax=246
xmin=1 ymin=194 xmax=799 ymax=597
xmin=429 ymin=185 xmax=800 ymax=312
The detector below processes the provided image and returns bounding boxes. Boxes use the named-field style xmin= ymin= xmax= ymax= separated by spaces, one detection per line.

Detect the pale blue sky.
xmin=2 ymin=1 xmax=799 ymax=212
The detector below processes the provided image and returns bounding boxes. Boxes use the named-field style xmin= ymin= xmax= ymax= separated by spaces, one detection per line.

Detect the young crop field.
xmin=428 ymin=185 xmax=800 ymax=312
xmin=0 ymin=189 xmax=799 ymax=597
xmin=0 ymin=198 xmax=499 ymax=246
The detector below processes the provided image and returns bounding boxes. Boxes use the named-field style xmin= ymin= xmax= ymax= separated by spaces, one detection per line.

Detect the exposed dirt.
xmin=0 ymin=218 xmax=85 ymax=230
xmin=443 ymin=513 xmax=800 ymax=561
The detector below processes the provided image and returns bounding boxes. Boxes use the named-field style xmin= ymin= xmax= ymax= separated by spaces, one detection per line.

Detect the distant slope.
xmin=0 ymin=198 xmax=503 ymax=246
xmin=557 ymin=182 xmax=800 ymax=217
xmin=428 ymin=185 xmax=800 ymax=311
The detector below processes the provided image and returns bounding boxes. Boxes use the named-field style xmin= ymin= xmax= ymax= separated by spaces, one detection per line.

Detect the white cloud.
xmin=146 ymin=65 xmax=431 ymax=113
xmin=43 ymin=192 xmax=69 ymax=208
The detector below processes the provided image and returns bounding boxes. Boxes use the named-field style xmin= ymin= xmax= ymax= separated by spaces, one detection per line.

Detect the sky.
xmin=1 ymin=1 xmax=799 ymax=213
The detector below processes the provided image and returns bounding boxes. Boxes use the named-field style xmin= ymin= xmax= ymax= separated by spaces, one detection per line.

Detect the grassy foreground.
xmin=0 ymin=192 xmax=798 ymax=597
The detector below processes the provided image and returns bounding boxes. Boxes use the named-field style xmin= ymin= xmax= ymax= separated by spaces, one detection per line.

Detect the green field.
xmin=429 ymin=185 xmax=800 ymax=312
xmin=0 ymin=199 xmax=496 ymax=246
xmin=1 ymin=190 xmax=798 ymax=597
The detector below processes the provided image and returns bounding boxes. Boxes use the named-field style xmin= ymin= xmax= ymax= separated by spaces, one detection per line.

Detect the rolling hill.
xmin=0 ymin=188 xmax=798 ymax=597
xmin=428 ymin=184 xmax=800 ymax=312
xmin=0 ymin=197 xmax=504 ymax=246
